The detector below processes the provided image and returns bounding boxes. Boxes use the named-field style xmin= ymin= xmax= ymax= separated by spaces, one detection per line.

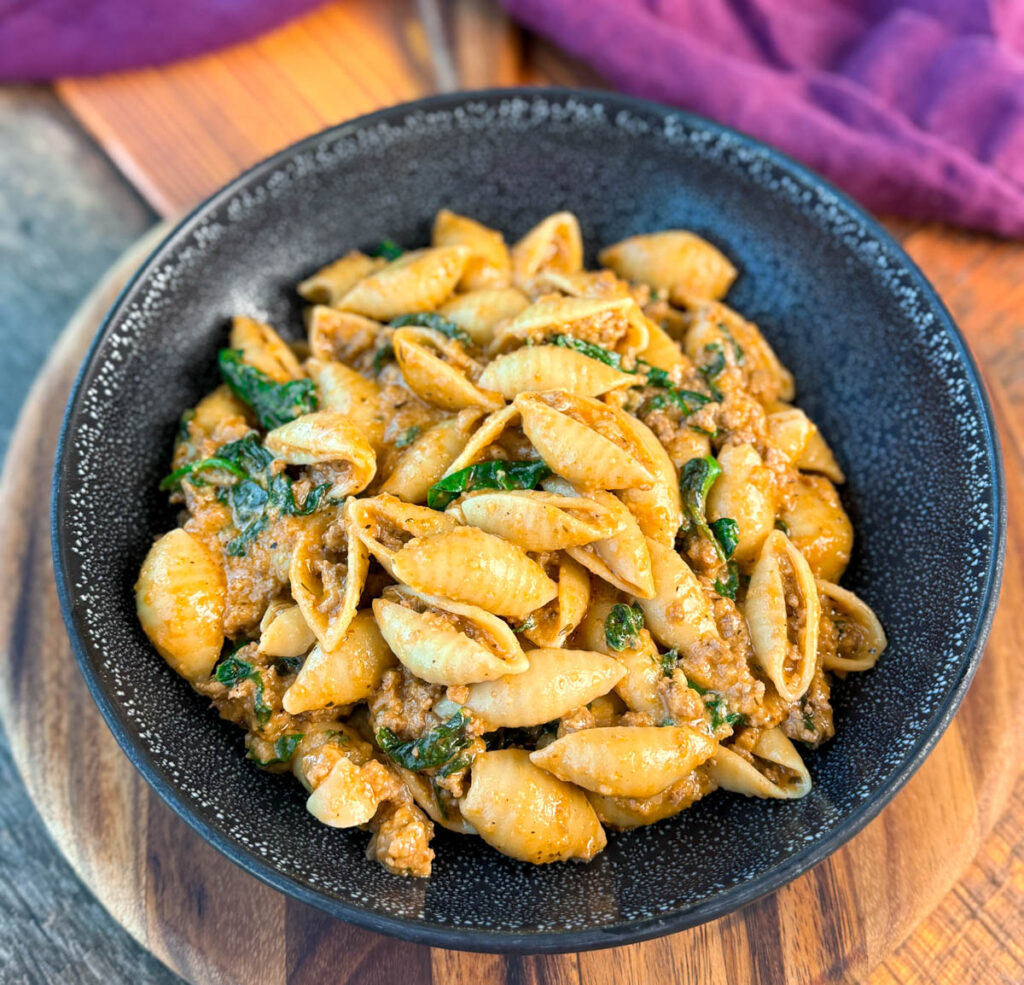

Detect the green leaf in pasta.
xmin=709 ymin=517 xmax=740 ymax=559
xmin=604 ymin=602 xmax=645 ymax=651
xmin=698 ymin=342 xmax=727 ymax=400
xmin=426 ymin=459 xmax=551 ymax=510
xmin=214 ymin=655 xmax=272 ymax=726
xmin=714 ymin=561 xmax=740 ymax=601
xmin=636 ymin=362 xmax=714 ymax=417
xmin=679 ymin=454 xmax=723 ymax=547
xmin=217 ymin=349 xmax=318 ymax=430
xmin=248 ymin=733 xmax=304 ymax=766
xmin=389 ymin=312 xmax=471 ymax=345
xmin=548 ymin=334 xmax=624 ymax=369
xmin=684 ymin=675 xmax=744 ymax=731
xmin=370 ymin=238 xmax=403 ymax=261
xmin=372 ymin=341 xmax=396 ymax=376
xmin=377 ymin=710 xmax=473 ymax=773
xmin=395 ymin=425 xmax=421 ymax=449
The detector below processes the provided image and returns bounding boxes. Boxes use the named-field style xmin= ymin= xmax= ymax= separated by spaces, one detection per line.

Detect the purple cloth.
xmin=501 ymin=0 xmax=1024 ymax=236
xmin=0 ymin=0 xmax=325 ymax=80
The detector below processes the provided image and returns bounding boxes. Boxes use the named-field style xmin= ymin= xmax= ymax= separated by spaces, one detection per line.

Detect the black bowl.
xmin=53 ymin=88 xmax=1005 ymax=952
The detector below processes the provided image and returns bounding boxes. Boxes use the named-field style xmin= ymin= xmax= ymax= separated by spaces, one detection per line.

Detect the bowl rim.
xmin=51 ymin=86 xmax=1007 ymax=954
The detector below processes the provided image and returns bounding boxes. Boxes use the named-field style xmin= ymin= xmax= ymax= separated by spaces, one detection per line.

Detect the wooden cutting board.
xmin=0 ymin=1 xmax=1018 ymax=982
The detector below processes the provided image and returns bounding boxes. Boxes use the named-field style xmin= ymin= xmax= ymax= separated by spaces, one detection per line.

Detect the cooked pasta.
xmin=135 ymin=211 xmax=886 ymax=877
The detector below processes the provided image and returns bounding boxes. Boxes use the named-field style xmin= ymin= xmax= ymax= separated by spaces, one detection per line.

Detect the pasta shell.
xmin=135 ymin=528 xmax=225 ymax=681
xmin=297 ymin=250 xmax=387 ymax=306
xmin=477 ymin=345 xmax=635 ymax=398
xmin=448 ymin=648 xmax=626 ymax=730
xmin=439 ymin=287 xmax=530 ymax=346
xmin=530 ymin=725 xmax=717 ymax=799
xmin=455 ymin=489 xmax=626 ymax=552
xmin=459 ymin=749 xmax=606 ymax=863
xmin=766 ymin=407 xmax=814 ymax=464
xmin=587 ymin=784 xmax=697 ymax=830
xmin=613 ymin=408 xmax=683 ymax=546
xmin=797 ymin=427 xmax=845 ymax=483
xmin=707 ymin=442 xmax=775 ymax=566
xmin=558 ymin=486 xmax=656 ymax=599
xmin=521 ymin=554 xmax=590 ymax=648
xmin=639 ymin=537 xmax=718 ymax=650
xmin=258 ymin=600 xmax=316 ymax=658
xmin=305 ymin=306 xmax=382 ymax=364
xmin=265 ymin=411 xmax=377 ymax=498
xmin=230 ymin=315 xmax=303 ymax=383
xmin=707 ymin=728 xmax=811 ymax=799
xmin=516 ymin=390 xmax=653 ymax=490
xmin=306 ymin=756 xmax=394 ymax=828
xmin=778 ymin=475 xmax=852 ymax=582
xmin=390 ymin=526 xmax=557 ymax=620
xmin=392 ymin=326 xmax=504 ymax=412
xmin=347 ymin=493 xmax=459 ymax=576
xmin=598 ymin=230 xmax=737 ymax=301
xmin=289 ymin=514 xmax=369 ymax=652
xmin=380 ymin=410 xmax=486 ymax=504
xmin=744 ymin=530 xmax=820 ymax=703
xmin=306 ymin=357 xmax=386 ymax=452
xmin=511 ymin=211 xmax=583 ymax=287
xmin=337 ymin=245 xmax=469 ymax=320
xmin=530 ymin=268 xmax=633 ymax=301
xmin=492 ymin=294 xmax=650 ymax=355
xmin=283 ymin=610 xmax=396 ymax=713
xmin=817 ymin=580 xmax=887 ymax=672
xmin=372 ymin=588 xmax=527 ymax=685
xmin=432 ymin=209 xmax=511 ymax=290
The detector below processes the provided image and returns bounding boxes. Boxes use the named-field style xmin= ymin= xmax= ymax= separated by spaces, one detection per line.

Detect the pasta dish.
xmin=135 ymin=210 xmax=886 ymax=876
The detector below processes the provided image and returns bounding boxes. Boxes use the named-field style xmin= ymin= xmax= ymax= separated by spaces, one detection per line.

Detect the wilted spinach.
xmin=714 ymin=561 xmax=740 ymax=600
xmin=217 ymin=349 xmax=318 ymax=430
xmin=215 ymin=655 xmax=272 ymax=725
xmin=377 ymin=709 xmax=473 ymax=775
xmin=685 ymin=675 xmax=745 ymax=731
xmin=709 ymin=517 xmax=739 ymax=559
xmin=427 ymin=459 xmax=551 ymax=510
xmin=395 ymin=425 xmax=421 ymax=449
xmin=604 ymin=602 xmax=645 ymax=651
xmin=548 ymin=334 xmax=624 ymax=368
xmin=370 ymin=238 xmax=403 ymax=261
xmin=679 ymin=454 xmax=722 ymax=544
xmin=248 ymin=733 xmax=303 ymax=766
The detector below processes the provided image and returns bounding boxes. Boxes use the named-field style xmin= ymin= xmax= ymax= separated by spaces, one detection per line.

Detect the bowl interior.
xmin=54 ymin=90 xmax=1002 ymax=951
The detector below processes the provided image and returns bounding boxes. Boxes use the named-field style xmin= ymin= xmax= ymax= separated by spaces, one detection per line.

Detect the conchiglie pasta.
xmin=530 ymin=726 xmax=718 ymax=798
xmin=438 ymin=287 xmax=529 ymax=346
xmin=432 ymin=209 xmax=511 ymax=290
xmin=520 ymin=554 xmax=590 ymax=648
xmin=477 ymin=345 xmax=635 ymax=398
xmin=459 ymin=749 xmax=606 ymax=863
xmin=337 ymin=246 xmax=469 ymax=319
xmin=135 ymin=529 xmax=225 ymax=681
xmin=779 ymin=474 xmax=853 ymax=581
xmin=706 ymin=442 xmax=775 ymax=566
xmin=598 ymin=229 xmax=737 ymax=301
xmin=392 ymin=326 xmax=504 ymax=412
xmin=372 ymin=588 xmax=527 ymax=685
xmin=258 ymin=600 xmax=315 ymax=658
xmin=298 ymin=250 xmax=387 ymax=306
xmin=447 ymin=648 xmax=625 ymax=730
xmin=817 ymin=580 xmax=887 ymax=672
xmin=639 ymin=537 xmax=718 ymax=650
xmin=230 ymin=315 xmax=303 ymax=382
xmin=283 ymin=610 xmax=396 ymax=713
xmin=707 ymin=728 xmax=811 ymax=799
xmin=511 ymin=211 xmax=583 ymax=287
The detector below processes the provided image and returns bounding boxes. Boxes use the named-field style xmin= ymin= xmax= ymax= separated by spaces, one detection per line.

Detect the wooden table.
xmin=1 ymin=2 xmax=1022 ymax=983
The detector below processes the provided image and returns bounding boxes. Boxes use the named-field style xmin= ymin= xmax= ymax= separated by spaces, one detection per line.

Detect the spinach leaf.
xmin=395 ymin=425 xmax=421 ymax=449
xmin=513 ymin=614 xmax=538 ymax=634
xmin=249 ymin=733 xmax=304 ymax=766
xmin=775 ymin=517 xmax=790 ymax=536
xmin=370 ymin=238 xmax=403 ymax=261
xmin=218 ymin=349 xmax=317 ymax=430
xmin=604 ymin=602 xmax=645 ymax=651
xmin=160 ymin=455 xmax=248 ymax=492
xmin=719 ymin=322 xmax=745 ymax=364
xmin=709 ymin=517 xmax=739 ymax=559
xmin=637 ymin=363 xmax=714 ymax=417
xmin=658 ymin=648 xmax=680 ymax=677
xmin=372 ymin=342 xmax=395 ymax=376
xmin=377 ymin=710 xmax=473 ymax=773
xmin=714 ymin=561 xmax=740 ymax=600
xmin=698 ymin=342 xmax=726 ymax=400
xmin=548 ymin=334 xmax=624 ymax=369
xmin=214 ymin=655 xmax=272 ymax=725
xmin=679 ymin=454 xmax=722 ymax=548
xmin=185 ymin=433 xmax=328 ymax=557
xmin=427 ymin=459 xmax=551 ymax=510
xmin=389 ymin=312 xmax=471 ymax=345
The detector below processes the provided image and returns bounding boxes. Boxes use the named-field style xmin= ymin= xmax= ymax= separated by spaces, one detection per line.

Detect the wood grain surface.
xmin=0 ymin=0 xmax=1013 ymax=982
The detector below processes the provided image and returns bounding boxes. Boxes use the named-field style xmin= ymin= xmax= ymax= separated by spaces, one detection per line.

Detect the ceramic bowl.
xmin=53 ymin=88 xmax=1005 ymax=952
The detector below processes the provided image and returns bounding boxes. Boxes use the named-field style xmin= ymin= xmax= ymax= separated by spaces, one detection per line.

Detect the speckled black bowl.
xmin=53 ymin=89 xmax=1005 ymax=953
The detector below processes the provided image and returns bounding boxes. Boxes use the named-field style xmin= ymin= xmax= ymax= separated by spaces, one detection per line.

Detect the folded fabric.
xmin=501 ymin=0 xmax=1024 ymax=236
xmin=0 ymin=0 xmax=324 ymax=80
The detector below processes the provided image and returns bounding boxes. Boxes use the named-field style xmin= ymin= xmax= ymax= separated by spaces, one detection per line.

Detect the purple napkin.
xmin=501 ymin=0 xmax=1024 ymax=236
xmin=0 ymin=0 xmax=324 ymax=80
